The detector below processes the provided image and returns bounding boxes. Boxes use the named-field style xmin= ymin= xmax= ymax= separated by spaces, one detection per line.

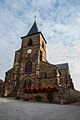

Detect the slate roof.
xmin=27 ymin=22 xmax=39 ymax=36
xmin=55 ymin=63 xmax=69 ymax=70
xmin=21 ymin=22 xmax=47 ymax=43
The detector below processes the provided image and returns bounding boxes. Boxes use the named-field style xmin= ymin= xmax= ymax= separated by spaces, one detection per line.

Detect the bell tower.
xmin=21 ymin=21 xmax=47 ymax=64
xmin=13 ymin=21 xmax=47 ymax=83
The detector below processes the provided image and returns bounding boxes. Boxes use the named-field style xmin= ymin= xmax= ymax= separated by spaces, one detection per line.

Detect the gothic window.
xmin=40 ymin=50 xmax=42 ymax=61
xmin=42 ymin=41 xmax=44 ymax=49
xmin=28 ymin=38 xmax=32 ymax=46
xmin=44 ymin=72 xmax=47 ymax=78
xmin=25 ymin=61 xmax=32 ymax=73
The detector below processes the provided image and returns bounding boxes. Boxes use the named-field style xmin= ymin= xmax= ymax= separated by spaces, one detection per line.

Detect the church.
xmin=3 ymin=21 xmax=79 ymax=103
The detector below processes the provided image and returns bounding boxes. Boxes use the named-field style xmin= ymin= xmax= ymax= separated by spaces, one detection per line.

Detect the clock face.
xmin=27 ymin=49 xmax=32 ymax=54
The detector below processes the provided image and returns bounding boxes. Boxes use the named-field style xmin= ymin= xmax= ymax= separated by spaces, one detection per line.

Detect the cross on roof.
xmin=34 ymin=15 xmax=36 ymax=22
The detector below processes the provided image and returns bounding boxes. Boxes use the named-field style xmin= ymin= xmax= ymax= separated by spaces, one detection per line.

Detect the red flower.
xmin=23 ymin=86 xmax=59 ymax=93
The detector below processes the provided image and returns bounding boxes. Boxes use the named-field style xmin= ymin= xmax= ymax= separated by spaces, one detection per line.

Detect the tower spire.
xmin=27 ymin=17 xmax=39 ymax=36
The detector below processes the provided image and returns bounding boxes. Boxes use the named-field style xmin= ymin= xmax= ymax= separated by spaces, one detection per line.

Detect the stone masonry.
xmin=1 ymin=21 xmax=76 ymax=103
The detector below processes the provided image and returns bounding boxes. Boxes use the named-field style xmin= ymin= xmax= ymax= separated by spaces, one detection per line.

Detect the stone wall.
xmin=60 ymin=88 xmax=80 ymax=103
xmin=17 ymin=91 xmax=64 ymax=103
xmin=69 ymin=89 xmax=80 ymax=102
xmin=17 ymin=88 xmax=80 ymax=104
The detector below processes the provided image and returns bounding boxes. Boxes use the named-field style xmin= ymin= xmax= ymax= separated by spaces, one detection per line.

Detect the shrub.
xmin=47 ymin=93 xmax=53 ymax=103
xmin=34 ymin=95 xmax=41 ymax=101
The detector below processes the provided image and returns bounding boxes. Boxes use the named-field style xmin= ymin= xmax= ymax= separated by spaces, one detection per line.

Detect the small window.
xmin=44 ymin=72 xmax=47 ymax=78
xmin=40 ymin=50 xmax=42 ymax=61
xmin=42 ymin=41 xmax=44 ymax=49
xmin=28 ymin=39 xmax=32 ymax=46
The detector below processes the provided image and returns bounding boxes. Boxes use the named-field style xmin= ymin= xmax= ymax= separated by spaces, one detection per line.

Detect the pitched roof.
xmin=27 ymin=22 xmax=39 ymax=36
xmin=55 ymin=63 xmax=69 ymax=70
xmin=21 ymin=22 xmax=47 ymax=43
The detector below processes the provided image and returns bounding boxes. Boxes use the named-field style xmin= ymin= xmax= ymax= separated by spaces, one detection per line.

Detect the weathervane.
xmin=34 ymin=15 xmax=36 ymax=22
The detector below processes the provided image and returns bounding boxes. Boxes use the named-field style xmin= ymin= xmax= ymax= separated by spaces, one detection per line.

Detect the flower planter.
xmin=24 ymin=86 xmax=59 ymax=94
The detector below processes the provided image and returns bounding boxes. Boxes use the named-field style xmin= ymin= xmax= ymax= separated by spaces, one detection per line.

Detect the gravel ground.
xmin=0 ymin=97 xmax=80 ymax=120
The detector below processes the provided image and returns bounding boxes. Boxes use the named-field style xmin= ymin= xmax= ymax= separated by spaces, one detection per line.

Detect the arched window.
xmin=25 ymin=61 xmax=32 ymax=73
xmin=42 ymin=41 xmax=44 ymax=49
xmin=28 ymin=39 xmax=32 ymax=46
xmin=44 ymin=72 xmax=47 ymax=78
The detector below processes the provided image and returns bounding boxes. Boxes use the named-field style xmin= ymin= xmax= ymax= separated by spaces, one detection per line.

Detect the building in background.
xmin=0 ymin=79 xmax=4 ymax=95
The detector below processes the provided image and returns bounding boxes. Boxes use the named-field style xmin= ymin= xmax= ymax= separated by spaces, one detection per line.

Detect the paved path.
xmin=0 ymin=97 xmax=80 ymax=120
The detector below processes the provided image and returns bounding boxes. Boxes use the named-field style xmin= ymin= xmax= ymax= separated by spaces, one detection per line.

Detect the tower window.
xmin=44 ymin=72 xmax=47 ymax=78
xmin=42 ymin=41 xmax=44 ymax=49
xmin=28 ymin=39 xmax=32 ymax=46
xmin=40 ymin=50 xmax=42 ymax=61
xmin=25 ymin=61 xmax=32 ymax=73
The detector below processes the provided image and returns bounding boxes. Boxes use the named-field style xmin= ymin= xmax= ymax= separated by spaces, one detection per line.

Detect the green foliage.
xmin=47 ymin=93 xmax=53 ymax=103
xmin=35 ymin=95 xmax=41 ymax=101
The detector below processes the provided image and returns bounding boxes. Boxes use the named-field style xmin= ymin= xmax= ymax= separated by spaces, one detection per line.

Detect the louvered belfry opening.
xmin=28 ymin=38 xmax=32 ymax=46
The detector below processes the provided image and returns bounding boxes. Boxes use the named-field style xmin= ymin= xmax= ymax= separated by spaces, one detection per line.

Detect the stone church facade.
xmin=2 ymin=21 xmax=77 ymax=103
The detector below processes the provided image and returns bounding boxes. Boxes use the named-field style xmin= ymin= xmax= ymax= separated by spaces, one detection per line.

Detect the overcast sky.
xmin=0 ymin=0 xmax=80 ymax=91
